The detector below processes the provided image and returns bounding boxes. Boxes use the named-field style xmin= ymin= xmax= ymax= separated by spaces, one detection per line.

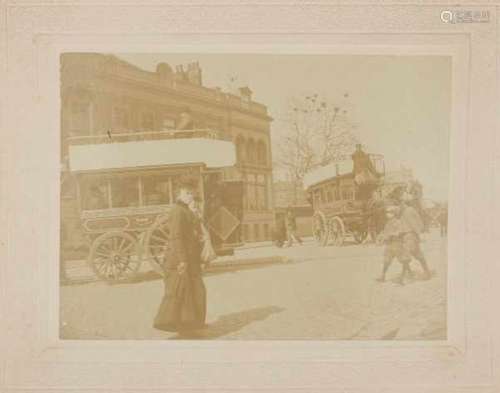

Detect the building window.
xmin=247 ymin=182 xmax=256 ymax=210
xmin=112 ymin=107 xmax=130 ymax=132
xmin=244 ymin=173 xmax=268 ymax=211
xmin=69 ymin=100 xmax=90 ymax=135
xmin=257 ymin=141 xmax=267 ymax=166
xmin=141 ymin=112 xmax=155 ymax=131
xmin=236 ymin=136 xmax=246 ymax=164
xmin=263 ymin=223 xmax=269 ymax=240
xmin=254 ymin=224 xmax=260 ymax=241
xmin=257 ymin=186 xmax=267 ymax=210
xmin=247 ymin=139 xmax=256 ymax=164
xmin=162 ymin=117 xmax=176 ymax=130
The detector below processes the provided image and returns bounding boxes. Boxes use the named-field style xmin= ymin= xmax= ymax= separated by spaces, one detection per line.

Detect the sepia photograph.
xmin=59 ymin=52 xmax=450 ymax=341
xmin=3 ymin=1 xmax=500 ymax=391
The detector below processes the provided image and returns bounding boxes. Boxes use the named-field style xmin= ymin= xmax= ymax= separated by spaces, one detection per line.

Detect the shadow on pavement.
xmin=168 ymin=306 xmax=285 ymax=340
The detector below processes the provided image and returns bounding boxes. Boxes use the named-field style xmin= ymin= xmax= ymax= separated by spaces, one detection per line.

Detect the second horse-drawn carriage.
xmin=65 ymin=129 xmax=244 ymax=282
xmin=303 ymin=147 xmax=408 ymax=247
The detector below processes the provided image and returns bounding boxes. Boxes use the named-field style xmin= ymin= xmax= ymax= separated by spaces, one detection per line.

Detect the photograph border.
xmin=1 ymin=2 xmax=498 ymax=392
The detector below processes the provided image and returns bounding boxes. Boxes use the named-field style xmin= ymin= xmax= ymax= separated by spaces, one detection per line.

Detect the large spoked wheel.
xmin=88 ymin=232 xmax=141 ymax=282
xmin=328 ymin=216 xmax=345 ymax=247
xmin=352 ymin=228 xmax=368 ymax=244
xmin=145 ymin=215 xmax=170 ymax=276
xmin=312 ymin=211 xmax=329 ymax=247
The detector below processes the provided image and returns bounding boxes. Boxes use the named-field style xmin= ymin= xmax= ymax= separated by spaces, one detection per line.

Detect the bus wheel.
xmin=329 ymin=216 xmax=345 ymax=247
xmin=312 ymin=211 xmax=329 ymax=246
xmin=88 ymin=232 xmax=141 ymax=282
xmin=353 ymin=229 xmax=368 ymax=244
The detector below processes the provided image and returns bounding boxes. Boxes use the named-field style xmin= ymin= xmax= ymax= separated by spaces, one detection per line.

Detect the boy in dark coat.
xmin=153 ymin=178 xmax=207 ymax=337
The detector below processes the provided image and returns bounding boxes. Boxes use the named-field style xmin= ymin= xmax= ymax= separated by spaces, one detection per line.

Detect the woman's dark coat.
xmin=153 ymin=201 xmax=206 ymax=333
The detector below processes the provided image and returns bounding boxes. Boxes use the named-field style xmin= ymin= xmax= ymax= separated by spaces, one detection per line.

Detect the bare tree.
xmin=275 ymin=93 xmax=359 ymax=202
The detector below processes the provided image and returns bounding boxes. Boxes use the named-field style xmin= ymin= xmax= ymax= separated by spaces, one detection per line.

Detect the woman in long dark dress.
xmin=153 ymin=180 xmax=207 ymax=336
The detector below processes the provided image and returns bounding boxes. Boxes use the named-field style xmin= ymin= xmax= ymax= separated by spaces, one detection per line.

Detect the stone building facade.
xmin=60 ymin=53 xmax=274 ymax=243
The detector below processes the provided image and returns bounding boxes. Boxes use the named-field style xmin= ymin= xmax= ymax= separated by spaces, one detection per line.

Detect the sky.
xmin=117 ymin=53 xmax=451 ymax=202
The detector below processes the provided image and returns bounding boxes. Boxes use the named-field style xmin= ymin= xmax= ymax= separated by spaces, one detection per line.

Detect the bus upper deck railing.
xmin=66 ymin=128 xmax=233 ymax=145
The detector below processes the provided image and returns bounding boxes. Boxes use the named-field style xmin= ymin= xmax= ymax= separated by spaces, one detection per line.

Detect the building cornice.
xmin=62 ymin=54 xmax=273 ymax=122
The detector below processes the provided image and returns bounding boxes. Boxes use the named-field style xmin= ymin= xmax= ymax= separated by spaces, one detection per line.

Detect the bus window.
xmin=110 ymin=176 xmax=140 ymax=208
xmin=326 ymin=188 xmax=333 ymax=202
xmin=314 ymin=189 xmax=321 ymax=205
xmin=143 ymin=174 xmax=172 ymax=206
xmin=82 ymin=177 xmax=109 ymax=210
xmin=342 ymin=187 xmax=354 ymax=201
xmin=331 ymin=185 xmax=339 ymax=201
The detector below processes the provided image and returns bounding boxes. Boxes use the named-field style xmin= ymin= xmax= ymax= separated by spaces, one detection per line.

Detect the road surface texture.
xmin=60 ymin=229 xmax=447 ymax=340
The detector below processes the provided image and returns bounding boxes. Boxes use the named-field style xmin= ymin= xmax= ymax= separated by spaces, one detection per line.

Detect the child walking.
xmin=376 ymin=205 xmax=414 ymax=285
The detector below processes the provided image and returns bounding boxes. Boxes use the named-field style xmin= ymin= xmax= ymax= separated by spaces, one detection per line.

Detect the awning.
xmin=303 ymin=160 xmax=353 ymax=190
xmin=69 ymin=138 xmax=236 ymax=172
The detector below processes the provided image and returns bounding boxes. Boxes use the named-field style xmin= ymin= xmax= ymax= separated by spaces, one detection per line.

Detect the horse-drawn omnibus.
xmin=303 ymin=151 xmax=400 ymax=246
xmin=64 ymin=129 xmax=244 ymax=282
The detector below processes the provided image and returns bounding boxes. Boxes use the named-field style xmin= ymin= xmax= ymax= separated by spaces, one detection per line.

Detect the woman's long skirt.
xmin=153 ymin=270 xmax=207 ymax=333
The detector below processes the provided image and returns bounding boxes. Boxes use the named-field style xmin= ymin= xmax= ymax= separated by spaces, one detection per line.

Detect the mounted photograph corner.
xmin=59 ymin=53 xmax=450 ymax=340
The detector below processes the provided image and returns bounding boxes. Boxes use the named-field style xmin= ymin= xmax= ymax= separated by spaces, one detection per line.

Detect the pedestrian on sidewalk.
xmin=153 ymin=178 xmax=207 ymax=337
xmin=272 ymin=212 xmax=287 ymax=248
xmin=284 ymin=207 xmax=303 ymax=247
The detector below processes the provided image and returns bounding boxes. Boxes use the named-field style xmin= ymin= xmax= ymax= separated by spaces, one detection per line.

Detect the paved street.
xmin=60 ymin=229 xmax=447 ymax=340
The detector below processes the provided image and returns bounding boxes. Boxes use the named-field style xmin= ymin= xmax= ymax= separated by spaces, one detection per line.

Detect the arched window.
xmin=236 ymin=135 xmax=246 ymax=164
xmin=257 ymin=141 xmax=267 ymax=165
xmin=247 ymin=139 xmax=256 ymax=164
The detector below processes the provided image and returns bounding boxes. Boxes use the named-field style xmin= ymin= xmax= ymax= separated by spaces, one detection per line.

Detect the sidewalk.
xmin=61 ymin=240 xmax=298 ymax=285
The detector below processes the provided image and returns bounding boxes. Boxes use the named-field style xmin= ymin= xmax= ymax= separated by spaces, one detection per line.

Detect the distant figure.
xmin=176 ymin=107 xmax=194 ymax=130
xmin=284 ymin=208 xmax=303 ymax=247
xmin=273 ymin=213 xmax=287 ymax=248
xmin=352 ymin=144 xmax=379 ymax=200
xmin=438 ymin=206 xmax=448 ymax=237
xmin=352 ymin=144 xmax=378 ymax=186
